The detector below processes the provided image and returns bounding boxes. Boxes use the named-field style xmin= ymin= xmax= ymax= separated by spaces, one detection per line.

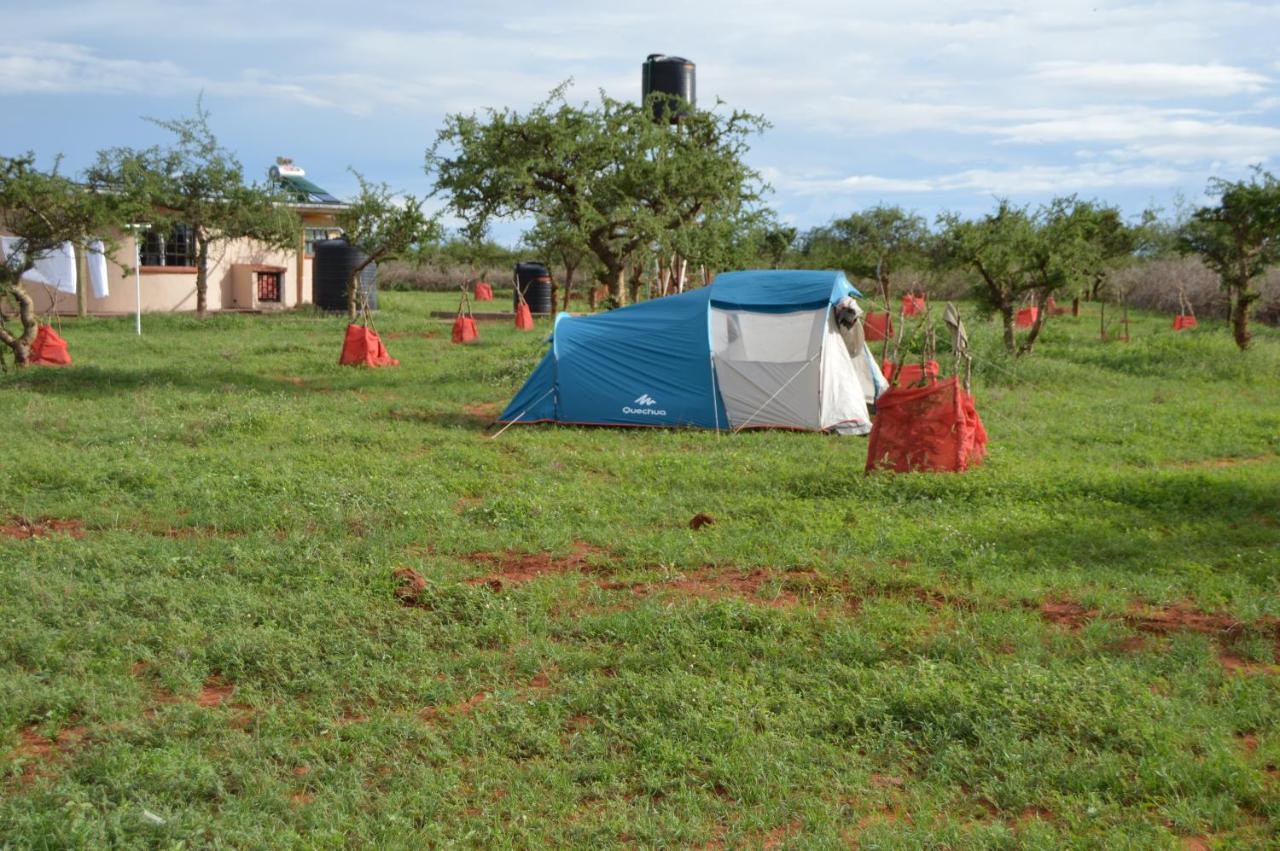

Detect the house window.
xmin=304 ymin=227 xmax=344 ymax=255
xmin=140 ymin=225 xmax=195 ymax=267
xmin=257 ymin=272 xmax=281 ymax=302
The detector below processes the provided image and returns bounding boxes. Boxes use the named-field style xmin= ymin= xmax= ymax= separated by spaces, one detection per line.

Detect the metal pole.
xmin=125 ymin=223 xmax=150 ymax=335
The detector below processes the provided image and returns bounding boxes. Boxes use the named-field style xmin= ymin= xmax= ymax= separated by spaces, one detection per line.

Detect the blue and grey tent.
xmin=498 ymin=269 xmax=888 ymax=434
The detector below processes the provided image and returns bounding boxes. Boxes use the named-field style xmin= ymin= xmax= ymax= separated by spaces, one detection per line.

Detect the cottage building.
xmin=9 ymin=159 xmax=346 ymax=315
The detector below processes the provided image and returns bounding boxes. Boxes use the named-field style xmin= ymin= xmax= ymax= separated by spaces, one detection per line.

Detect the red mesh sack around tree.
xmin=881 ymin=359 xmax=940 ymax=385
xmin=1173 ymin=315 xmax=1197 ymax=330
xmin=29 ymin=324 xmax=72 ymax=366
xmin=864 ymin=312 xmax=893 ymax=341
xmin=339 ymin=324 xmax=399 ymax=367
xmin=1015 ymin=306 xmax=1039 ymax=328
xmin=474 ymin=283 xmax=493 ymax=301
xmin=452 ymin=315 xmax=478 ymax=343
xmin=901 ymin=295 xmax=926 ymax=316
xmin=514 ymin=302 xmax=534 ymax=330
xmin=866 ymin=377 xmax=987 ymax=473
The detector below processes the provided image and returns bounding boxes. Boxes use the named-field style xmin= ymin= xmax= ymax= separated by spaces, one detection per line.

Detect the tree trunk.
xmin=562 ymin=262 xmax=577 ymax=312
xmin=1016 ymin=290 xmax=1051 ymax=357
xmin=606 ymin=265 xmax=626 ymax=306
xmin=195 ymin=238 xmax=210 ymax=317
xmin=627 ymin=260 xmax=644 ymax=304
xmin=0 ymin=283 xmax=39 ymax=366
xmin=347 ymin=268 xmax=359 ymax=321
xmin=1000 ymin=302 xmax=1016 ymax=354
xmin=1231 ymin=285 xmax=1254 ymax=350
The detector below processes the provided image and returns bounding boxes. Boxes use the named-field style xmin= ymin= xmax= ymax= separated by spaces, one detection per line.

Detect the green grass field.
xmin=2 ymin=291 xmax=1278 ymax=849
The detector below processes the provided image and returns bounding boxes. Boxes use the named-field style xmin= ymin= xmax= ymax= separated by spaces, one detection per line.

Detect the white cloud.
xmin=0 ymin=41 xmax=187 ymax=95
xmin=770 ymin=161 xmax=1189 ymax=197
xmin=1031 ymin=61 xmax=1271 ymax=98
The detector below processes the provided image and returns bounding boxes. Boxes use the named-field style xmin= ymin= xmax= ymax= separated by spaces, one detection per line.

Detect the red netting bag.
xmin=474 ymin=282 xmax=493 ymax=301
xmin=881 ymin=359 xmax=940 ymax=386
xmin=1172 ymin=315 xmax=1197 ymax=330
xmin=452 ymin=289 xmax=479 ymax=343
xmin=864 ymin=312 xmax=893 ymax=342
xmin=901 ymin=295 xmax=926 ymax=316
xmin=866 ymin=377 xmax=987 ymax=473
xmin=339 ymin=323 xmax=399 ymax=367
xmin=29 ymin=324 xmax=72 ymax=366
xmin=1015 ymin=306 xmax=1039 ymax=328
xmin=514 ymin=302 xmax=534 ymax=330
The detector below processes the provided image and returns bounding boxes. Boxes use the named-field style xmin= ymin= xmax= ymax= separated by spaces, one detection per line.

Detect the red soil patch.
xmin=0 ymin=516 xmax=85 ymax=540
xmin=1237 ymin=733 xmax=1259 ymax=753
xmin=1107 ymin=635 xmax=1148 ymax=654
xmin=688 ymin=513 xmax=716 ymax=530
xmin=1018 ymin=806 xmax=1056 ymax=824
xmin=6 ymin=725 xmax=87 ymax=783
xmin=392 ymin=566 xmax=429 ymax=606
xmin=292 ymin=765 xmax=311 ymax=776
xmin=1181 ymin=838 xmax=1210 ymax=851
xmin=464 ymin=542 xmax=609 ymax=589
xmin=1218 ymin=653 xmax=1280 ymax=675
xmin=290 ymin=791 xmax=314 ymax=805
xmin=1124 ymin=602 xmax=1246 ymax=637
xmin=420 ymin=690 xmax=489 ymax=723
xmin=527 ymin=666 xmax=557 ymax=690
xmin=196 ymin=677 xmax=235 ymax=708
xmin=1039 ymin=600 xmax=1099 ymax=629
xmin=760 ymin=820 xmax=802 ymax=849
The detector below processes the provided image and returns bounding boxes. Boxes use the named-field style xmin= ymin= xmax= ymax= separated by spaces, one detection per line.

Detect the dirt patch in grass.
xmin=1124 ymin=602 xmax=1248 ymax=637
xmin=140 ymin=672 xmax=253 ymax=725
xmin=465 ymin=542 xmax=610 ymax=589
xmin=688 ymin=513 xmax=716 ymax=530
xmin=420 ymin=690 xmax=489 ymax=723
xmin=1039 ymin=599 xmax=1100 ymax=628
xmin=0 ymin=516 xmax=85 ymax=540
xmin=5 ymin=725 xmax=88 ymax=783
xmin=1218 ymin=653 xmax=1280 ymax=675
xmin=392 ymin=566 xmax=429 ymax=606
xmin=462 ymin=402 xmax=499 ymax=418
xmin=608 ymin=567 xmax=834 ymax=610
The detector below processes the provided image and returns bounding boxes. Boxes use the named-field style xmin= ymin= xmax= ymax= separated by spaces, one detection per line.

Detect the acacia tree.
xmin=86 ymin=100 xmax=299 ymax=317
xmin=805 ymin=205 xmax=929 ymax=306
xmin=525 ymin=216 xmax=592 ymax=311
xmin=337 ymin=172 xmax=440 ymax=319
xmin=938 ymin=199 xmax=1093 ymax=356
xmin=0 ymin=154 xmax=117 ymax=367
xmin=426 ymin=84 xmax=768 ymax=306
xmin=1178 ymin=168 xmax=1280 ymax=350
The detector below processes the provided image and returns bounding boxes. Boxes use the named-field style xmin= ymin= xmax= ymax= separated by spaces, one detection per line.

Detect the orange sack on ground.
xmin=1015 ymin=306 xmax=1039 ymax=328
xmin=474 ymin=283 xmax=493 ymax=301
xmin=1172 ymin=315 xmax=1197 ymax=330
xmin=515 ymin=302 xmax=534 ymax=330
xmin=339 ymin=324 xmax=399 ymax=367
xmin=29 ymin=324 xmax=72 ymax=366
xmin=866 ymin=377 xmax=987 ymax=473
xmin=901 ymin=295 xmax=926 ymax=316
xmin=452 ymin=314 xmax=478 ymax=343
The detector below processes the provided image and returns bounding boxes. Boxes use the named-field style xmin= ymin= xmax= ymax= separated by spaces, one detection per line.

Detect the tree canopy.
xmin=86 ymin=100 xmax=299 ymax=316
xmin=0 ymin=154 xmax=118 ymax=366
xmin=426 ymin=84 xmax=769 ymax=304
xmin=1178 ymin=167 xmax=1280 ymax=350
xmin=337 ymin=172 xmax=440 ymax=318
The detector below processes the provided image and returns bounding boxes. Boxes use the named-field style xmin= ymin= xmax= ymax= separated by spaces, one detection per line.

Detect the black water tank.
xmin=513 ymin=261 xmax=553 ymax=314
xmin=642 ymin=54 xmax=695 ymax=123
xmin=313 ymin=238 xmax=377 ymax=312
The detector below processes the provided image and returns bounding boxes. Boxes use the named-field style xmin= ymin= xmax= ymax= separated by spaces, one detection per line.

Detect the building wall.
xmin=5 ymin=209 xmax=339 ymax=315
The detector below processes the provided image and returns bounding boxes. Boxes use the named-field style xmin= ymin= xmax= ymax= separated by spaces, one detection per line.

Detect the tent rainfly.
xmin=498 ymin=269 xmax=888 ymax=434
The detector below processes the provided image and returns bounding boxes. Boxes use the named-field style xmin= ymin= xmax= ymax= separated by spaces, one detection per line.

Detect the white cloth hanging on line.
xmin=87 ymin=239 xmax=109 ymax=298
xmin=0 ymin=237 xmax=78 ymax=294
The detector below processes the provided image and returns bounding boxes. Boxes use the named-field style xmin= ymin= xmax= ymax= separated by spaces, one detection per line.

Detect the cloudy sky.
xmin=3 ymin=0 xmax=1278 ymax=242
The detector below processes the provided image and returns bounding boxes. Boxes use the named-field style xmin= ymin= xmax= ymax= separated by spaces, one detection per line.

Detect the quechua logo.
xmin=623 ymin=393 xmax=666 ymax=416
